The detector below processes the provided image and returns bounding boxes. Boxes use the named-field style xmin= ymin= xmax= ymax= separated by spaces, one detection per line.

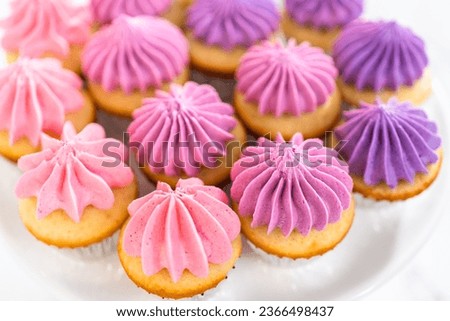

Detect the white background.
xmin=0 ymin=0 xmax=449 ymax=300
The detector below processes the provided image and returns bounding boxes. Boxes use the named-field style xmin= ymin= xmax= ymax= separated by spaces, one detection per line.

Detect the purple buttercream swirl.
xmin=82 ymin=15 xmax=188 ymax=93
xmin=91 ymin=0 xmax=172 ymax=25
xmin=128 ymin=82 xmax=237 ymax=177
xmin=286 ymin=0 xmax=363 ymax=29
xmin=230 ymin=133 xmax=353 ymax=237
xmin=237 ymin=39 xmax=337 ymax=116
xmin=187 ymin=0 xmax=280 ymax=50
xmin=333 ymin=20 xmax=428 ymax=91
xmin=335 ymin=98 xmax=442 ymax=188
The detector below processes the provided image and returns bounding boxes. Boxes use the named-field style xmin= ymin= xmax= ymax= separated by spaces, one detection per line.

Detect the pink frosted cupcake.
xmin=0 ymin=58 xmax=95 ymax=162
xmin=15 ymin=122 xmax=138 ymax=257
xmin=127 ymin=81 xmax=247 ymax=187
xmin=235 ymin=39 xmax=341 ymax=140
xmin=231 ymin=133 xmax=355 ymax=260
xmin=118 ymin=178 xmax=242 ymax=299
xmin=1 ymin=0 xmax=92 ymax=73
xmin=82 ymin=15 xmax=189 ymax=118
xmin=91 ymin=0 xmax=191 ymax=28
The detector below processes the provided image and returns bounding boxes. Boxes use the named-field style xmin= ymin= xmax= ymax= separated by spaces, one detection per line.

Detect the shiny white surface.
xmin=0 ymin=0 xmax=449 ymax=300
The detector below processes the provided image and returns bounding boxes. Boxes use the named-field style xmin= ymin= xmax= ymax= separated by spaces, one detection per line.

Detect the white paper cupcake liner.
xmin=245 ymin=238 xmax=321 ymax=268
xmin=53 ymin=231 xmax=119 ymax=261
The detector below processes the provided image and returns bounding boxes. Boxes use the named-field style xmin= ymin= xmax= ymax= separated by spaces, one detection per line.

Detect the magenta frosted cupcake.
xmin=186 ymin=0 xmax=280 ymax=75
xmin=231 ymin=133 xmax=355 ymax=260
xmin=118 ymin=178 xmax=242 ymax=299
xmin=235 ymin=39 xmax=341 ymax=140
xmin=127 ymin=81 xmax=247 ymax=187
xmin=283 ymin=0 xmax=364 ymax=52
xmin=0 ymin=58 xmax=95 ymax=162
xmin=15 ymin=122 xmax=137 ymax=257
xmin=90 ymin=0 xmax=190 ymax=28
xmin=333 ymin=20 xmax=431 ymax=106
xmin=334 ymin=98 xmax=442 ymax=201
xmin=1 ymin=0 xmax=92 ymax=74
xmin=82 ymin=15 xmax=189 ymax=118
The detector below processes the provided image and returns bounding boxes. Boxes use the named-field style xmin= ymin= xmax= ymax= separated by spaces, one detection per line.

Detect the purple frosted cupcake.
xmin=334 ymin=98 xmax=442 ymax=201
xmin=282 ymin=0 xmax=364 ymax=52
xmin=186 ymin=0 xmax=280 ymax=75
xmin=333 ymin=20 xmax=431 ymax=106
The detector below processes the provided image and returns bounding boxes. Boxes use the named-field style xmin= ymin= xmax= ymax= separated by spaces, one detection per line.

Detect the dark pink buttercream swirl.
xmin=128 ymin=82 xmax=237 ymax=176
xmin=237 ymin=40 xmax=337 ymax=116
xmin=231 ymin=133 xmax=353 ymax=236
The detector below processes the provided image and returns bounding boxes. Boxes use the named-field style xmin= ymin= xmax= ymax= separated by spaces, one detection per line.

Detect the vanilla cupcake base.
xmin=353 ymin=148 xmax=443 ymax=201
xmin=118 ymin=222 xmax=242 ymax=300
xmin=187 ymin=31 xmax=248 ymax=76
xmin=337 ymin=68 xmax=433 ymax=107
xmin=187 ymin=32 xmax=279 ymax=76
xmin=7 ymin=44 xmax=85 ymax=74
xmin=234 ymin=89 xmax=342 ymax=140
xmin=234 ymin=198 xmax=355 ymax=259
xmin=163 ymin=0 xmax=194 ymax=28
xmin=141 ymin=119 xmax=247 ymax=188
xmin=18 ymin=180 xmax=138 ymax=248
xmin=0 ymin=91 xmax=95 ymax=162
xmin=87 ymin=69 xmax=189 ymax=118
xmin=245 ymin=238 xmax=322 ymax=268
xmin=282 ymin=12 xmax=341 ymax=53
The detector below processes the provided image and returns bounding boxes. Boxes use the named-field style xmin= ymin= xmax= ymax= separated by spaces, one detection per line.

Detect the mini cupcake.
xmin=15 ymin=122 xmax=137 ymax=255
xmin=91 ymin=0 xmax=190 ymax=28
xmin=333 ymin=20 xmax=432 ymax=106
xmin=231 ymin=133 xmax=355 ymax=260
xmin=0 ymin=58 xmax=95 ymax=162
xmin=128 ymin=82 xmax=247 ymax=187
xmin=334 ymin=98 xmax=443 ymax=201
xmin=282 ymin=0 xmax=364 ymax=52
xmin=82 ymin=15 xmax=189 ymax=118
xmin=1 ymin=0 xmax=92 ymax=74
xmin=235 ymin=39 xmax=341 ymax=140
xmin=186 ymin=0 xmax=280 ymax=76
xmin=118 ymin=178 xmax=241 ymax=299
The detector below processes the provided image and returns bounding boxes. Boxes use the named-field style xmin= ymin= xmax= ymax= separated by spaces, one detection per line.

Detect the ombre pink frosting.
xmin=15 ymin=122 xmax=134 ymax=223
xmin=1 ymin=0 xmax=91 ymax=57
xmin=0 ymin=58 xmax=84 ymax=147
xmin=123 ymin=178 xmax=241 ymax=282
xmin=91 ymin=0 xmax=172 ymax=25
xmin=82 ymin=15 xmax=188 ymax=94
xmin=128 ymin=82 xmax=237 ymax=176
xmin=236 ymin=40 xmax=338 ymax=116
xmin=231 ymin=133 xmax=353 ymax=236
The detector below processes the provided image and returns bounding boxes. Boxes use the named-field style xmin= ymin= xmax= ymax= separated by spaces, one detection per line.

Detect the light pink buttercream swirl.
xmin=82 ymin=15 xmax=188 ymax=94
xmin=123 ymin=178 xmax=241 ymax=282
xmin=15 ymin=122 xmax=134 ymax=222
xmin=236 ymin=40 xmax=338 ymax=116
xmin=91 ymin=0 xmax=172 ymax=25
xmin=231 ymin=133 xmax=353 ymax=236
xmin=128 ymin=82 xmax=237 ymax=176
xmin=1 ymin=0 xmax=91 ymax=57
xmin=0 ymin=58 xmax=84 ymax=147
